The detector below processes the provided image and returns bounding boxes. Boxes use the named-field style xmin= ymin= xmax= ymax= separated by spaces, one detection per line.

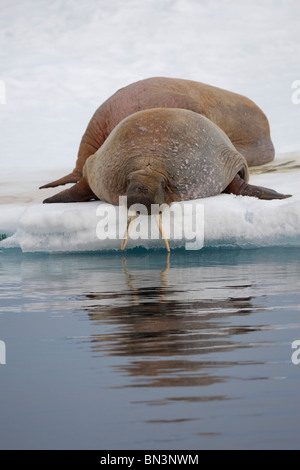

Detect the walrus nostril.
xmin=137 ymin=186 xmax=148 ymax=194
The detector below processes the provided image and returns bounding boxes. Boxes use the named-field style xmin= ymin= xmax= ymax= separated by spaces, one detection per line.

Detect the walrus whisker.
xmin=121 ymin=215 xmax=136 ymax=250
xmin=154 ymin=213 xmax=170 ymax=252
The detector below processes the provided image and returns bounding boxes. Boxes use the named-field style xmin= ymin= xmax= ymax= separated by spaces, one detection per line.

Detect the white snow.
xmin=0 ymin=0 xmax=300 ymax=252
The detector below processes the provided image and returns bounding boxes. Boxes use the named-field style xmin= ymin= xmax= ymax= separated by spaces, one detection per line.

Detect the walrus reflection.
xmin=122 ymin=253 xmax=170 ymax=303
xmin=83 ymin=259 xmax=260 ymax=388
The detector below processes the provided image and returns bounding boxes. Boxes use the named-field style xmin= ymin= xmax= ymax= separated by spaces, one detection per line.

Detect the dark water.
xmin=0 ymin=247 xmax=300 ymax=450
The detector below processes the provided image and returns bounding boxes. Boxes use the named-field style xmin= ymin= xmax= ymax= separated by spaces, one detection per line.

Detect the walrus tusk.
xmin=121 ymin=215 xmax=136 ymax=250
xmin=154 ymin=213 xmax=170 ymax=252
xmin=121 ymin=213 xmax=170 ymax=252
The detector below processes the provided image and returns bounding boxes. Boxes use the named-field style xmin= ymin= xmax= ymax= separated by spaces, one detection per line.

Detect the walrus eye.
xmin=127 ymin=178 xmax=131 ymax=186
xmin=161 ymin=179 xmax=166 ymax=189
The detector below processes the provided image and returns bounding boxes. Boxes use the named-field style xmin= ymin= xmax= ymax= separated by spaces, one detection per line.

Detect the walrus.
xmin=41 ymin=108 xmax=291 ymax=249
xmin=40 ymin=76 xmax=276 ymax=191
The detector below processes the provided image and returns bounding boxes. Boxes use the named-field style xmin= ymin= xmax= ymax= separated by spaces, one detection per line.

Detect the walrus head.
xmin=126 ymin=170 xmax=167 ymax=213
xmin=121 ymin=169 xmax=171 ymax=252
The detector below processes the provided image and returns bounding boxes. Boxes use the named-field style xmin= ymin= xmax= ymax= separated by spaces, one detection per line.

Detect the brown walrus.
xmin=42 ymin=107 xmax=290 ymax=207
xmin=42 ymin=107 xmax=291 ymax=251
xmin=40 ymin=76 xmax=276 ymax=192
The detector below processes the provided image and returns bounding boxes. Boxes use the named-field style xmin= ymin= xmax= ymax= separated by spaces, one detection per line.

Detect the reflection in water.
xmin=83 ymin=252 xmax=262 ymax=394
xmin=1 ymin=248 xmax=300 ymax=448
xmin=121 ymin=253 xmax=170 ymax=301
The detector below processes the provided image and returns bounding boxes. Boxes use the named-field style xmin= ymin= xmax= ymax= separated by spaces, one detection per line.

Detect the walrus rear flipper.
xmin=224 ymin=174 xmax=292 ymax=200
xmin=39 ymin=171 xmax=81 ymax=189
xmin=43 ymin=178 xmax=97 ymax=203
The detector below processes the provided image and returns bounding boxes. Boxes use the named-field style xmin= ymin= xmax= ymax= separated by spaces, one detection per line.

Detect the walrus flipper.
xmin=224 ymin=174 xmax=292 ymax=200
xmin=39 ymin=171 xmax=81 ymax=189
xmin=43 ymin=178 xmax=97 ymax=204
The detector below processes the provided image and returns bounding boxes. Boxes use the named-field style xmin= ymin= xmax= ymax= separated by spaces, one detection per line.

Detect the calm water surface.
xmin=0 ymin=247 xmax=300 ymax=450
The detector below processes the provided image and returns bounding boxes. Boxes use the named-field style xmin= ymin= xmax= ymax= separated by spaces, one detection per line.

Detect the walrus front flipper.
xmin=224 ymin=174 xmax=292 ymax=200
xmin=43 ymin=178 xmax=97 ymax=203
xmin=39 ymin=171 xmax=81 ymax=189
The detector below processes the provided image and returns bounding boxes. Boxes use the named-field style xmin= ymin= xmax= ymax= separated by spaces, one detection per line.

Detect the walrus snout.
xmin=121 ymin=170 xmax=171 ymax=252
xmin=126 ymin=171 xmax=167 ymax=214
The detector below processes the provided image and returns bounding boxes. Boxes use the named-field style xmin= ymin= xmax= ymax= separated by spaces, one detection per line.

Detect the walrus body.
xmin=42 ymin=108 xmax=290 ymax=206
xmin=83 ymin=108 xmax=249 ymax=205
xmin=40 ymin=77 xmax=275 ymax=190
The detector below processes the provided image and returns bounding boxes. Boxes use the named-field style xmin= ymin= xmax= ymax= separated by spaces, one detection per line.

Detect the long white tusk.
xmin=121 ymin=215 xmax=136 ymax=250
xmin=155 ymin=213 xmax=170 ymax=252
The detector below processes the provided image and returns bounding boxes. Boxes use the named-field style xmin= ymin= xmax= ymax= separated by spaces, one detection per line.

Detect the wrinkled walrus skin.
xmin=40 ymin=76 xmax=275 ymax=190
xmin=42 ymin=108 xmax=290 ymax=206
xmin=83 ymin=108 xmax=249 ymax=205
